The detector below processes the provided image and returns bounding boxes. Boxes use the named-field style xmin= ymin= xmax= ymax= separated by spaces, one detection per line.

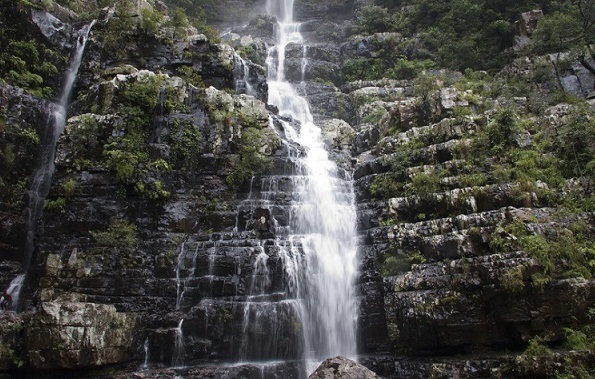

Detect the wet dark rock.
xmin=0 ymin=86 xmax=55 ymax=264
xmin=31 ymin=10 xmax=75 ymax=50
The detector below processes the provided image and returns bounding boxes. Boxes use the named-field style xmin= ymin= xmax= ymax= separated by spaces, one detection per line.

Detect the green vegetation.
xmin=488 ymin=218 xmax=595 ymax=282
xmin=0 ymin=106 xmax=38 ymax=206
xmin=351 ymin=0 xmax=594 ymax=76
xmin=0 ymin=320 xmax=24 ymax=369
xmin=169 ymin=118 xmax=202 ymax=170
xmin=370 ymin=92 xmax=595 ymax=218
xmin=91 ymin=219 xmax=137 ymax=251
xmin=521 ymin=334 xmax=554 ymax=357
xmin=381 ymin=249 xmax=426 ymax=276
xmin=554 ymin=104 xmax=595 ymax=178
xmin=100 ymin=73 xmax=174 ymax=199
xmin=226 ymin=127 xmax=275 ymax=188
xmin=0 ymin=0 xmax=66 ymax=97
xmin=175 ymin=66 xmax=205 ymax=88
xmin=530 ymin=0 xmax=595 ymax=77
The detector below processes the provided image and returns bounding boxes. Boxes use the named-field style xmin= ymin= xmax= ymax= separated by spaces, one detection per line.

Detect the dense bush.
xmin=91 ymin=219 xmax=138 ymax=250
xmin=0 ymin=0 xmax=65 ymax=97
xmin=226 ymin=127 xmax=274 ymax=188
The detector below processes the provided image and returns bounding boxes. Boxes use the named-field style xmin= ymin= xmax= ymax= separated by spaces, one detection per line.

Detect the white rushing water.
xmin=265 ymin=0 xmax=358 ymax=368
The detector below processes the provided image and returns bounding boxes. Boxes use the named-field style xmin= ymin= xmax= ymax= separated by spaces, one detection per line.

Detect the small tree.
xmin=532 ymin=1 xmax=595 ymax=87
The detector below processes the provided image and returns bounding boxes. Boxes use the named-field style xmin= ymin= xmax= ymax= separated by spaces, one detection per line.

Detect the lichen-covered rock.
xmin=25 ymin=302 xmax=139 ymax=369
xmin=320 ymin=119 xmax=355 ymax=151
xmin=308 ymin=356 xmax=381 ymax=379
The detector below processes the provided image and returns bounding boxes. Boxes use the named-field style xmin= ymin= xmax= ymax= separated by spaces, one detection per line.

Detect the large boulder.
xmin=309 ymin=356 xmax=381 ymax=379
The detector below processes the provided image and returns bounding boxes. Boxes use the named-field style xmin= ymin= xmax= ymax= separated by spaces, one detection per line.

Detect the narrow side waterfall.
xmin=265 ymin=0 xmax=358 ymax=367
xmin=13 ymin=21 xmax=95 ymax=307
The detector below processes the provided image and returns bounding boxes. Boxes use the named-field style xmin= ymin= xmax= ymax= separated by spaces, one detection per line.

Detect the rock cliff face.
xmin=1 ymin=0 xmax=595 ymax=378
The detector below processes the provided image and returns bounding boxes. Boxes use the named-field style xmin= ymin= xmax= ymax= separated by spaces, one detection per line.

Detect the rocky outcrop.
xmin=31 ymin=10 xmax=75 ymax=50
xmin=25 ymin=302 xmax=139 ymax=369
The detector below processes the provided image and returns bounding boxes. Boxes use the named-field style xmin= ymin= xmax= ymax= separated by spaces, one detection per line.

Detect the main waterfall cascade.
xmin=264 ymin=0 xmax=358 ymax=365
xmin=163 ymin=0 xmax=359 ymax=376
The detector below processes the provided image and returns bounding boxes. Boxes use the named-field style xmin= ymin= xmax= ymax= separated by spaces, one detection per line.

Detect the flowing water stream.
xmin=264 ymin=0 xmax=358 ymax=370
xmin=9 ymin=21 xmax=95 ymax=310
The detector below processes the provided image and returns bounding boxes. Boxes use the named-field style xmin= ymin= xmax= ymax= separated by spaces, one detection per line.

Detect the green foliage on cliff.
xmin=353 ymin=0 xmax=593 ymax=74
xmin=91 ymin=219 xmax=138 ymax=250
xmin=353 ymin=5 xmax=405 ymax=35
xmin=489 ymin=217 xmax=595 ymax=282
xmin=226 ymin=127 xmax=274 ymax=188
xmin=554 ymin=104 xmax=595 ymax=178
xmin=381 ymin=249 xmax=426 ymax=276
xmin=396 ymin=0 xmax=533 ymax=71
xmin=102 ymin=74 xmax=172 ymax=199
xmin=170 ymin=118 xmax=202 ymax=170
xmin=530 ymin=0 xmax=595 ymax=76
xmin=0 ymin=319 xmax=24 ymax=368
xmin=0 ymin=0 xmax=64 ymax=97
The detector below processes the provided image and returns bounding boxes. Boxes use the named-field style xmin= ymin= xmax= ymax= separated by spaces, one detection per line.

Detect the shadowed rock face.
xmin=0 ymin=86 xmax=55 ymax=264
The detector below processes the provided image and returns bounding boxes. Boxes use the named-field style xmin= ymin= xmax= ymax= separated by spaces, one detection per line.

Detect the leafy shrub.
xmin=43 ymin=197 xmax=66 ymax=212
xmin=501 ymin=265 xmax=525 ymax=292
xmin=412 ymin=74 xmax=441 ymax=101
xmin=381 ymin=249 xmax=426 ymax=277
xmin=140 ymin=6 xmax=165 ymax=35
xmin=0 ymin=35 xmax=60 ymax=97
xmin=388 ymin=57 xmax=436 ymax=80
xmin=341 ymin=58 xmax=386 ymax=82
xmin=555 ymin=105 xmax=595 ymax=178
xmin=370 ymin=144 xmax=420 ymax=199
xmin=176 ymin=65 xmax=205 ymax=88
xmin=405 ymin=172 xmax=440 ymax=197
xmin=62 ymin=178 xmax=77 ymax=198
xmin=101 ymin=0 xmax=139 ymax=59
xmin=226 ymin=127 xmax=274 ymax=188
xmin=469 ymin=108 xmax=518 ymax=160
xmin=352 ymin=5 xmax=404 ymax=35
xmin=490 ymin=218 xmax=595 ymax=280
xmin=562 ymin=328 xmax=592 ymax=351
xmin=17 ymin=128 xmax=39 ymax=145
xmin=91 ymin=219 xmax=137 ymax=250
xmin=522 ymin=335 xmax=553 ymax=357
xmin=120 ymin=73 xmax=164 ymax=111
xmin=170 ymin=118 xmax=202 ymax=170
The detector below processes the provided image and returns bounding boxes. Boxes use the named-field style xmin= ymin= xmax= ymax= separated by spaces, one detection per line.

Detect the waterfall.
xmin=265 ymin=0 xmax=358 ymax=368
xmin=3 ymin=274 xmax=25 ymax=312
xmin=234 ymin=53 xmax=256 ymax=96
xmin=140 ymin=337 xmax=150 ymax=370
xmin=171 ymin=319 xmax=186 ymax=367
xmin=23 ymin=21 xmax=95 ymax=269
xmin=14 ymin=20 xmax=95 ymax=309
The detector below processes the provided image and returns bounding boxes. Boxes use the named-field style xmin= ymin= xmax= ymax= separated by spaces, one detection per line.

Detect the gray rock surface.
xmin=309 ymin=356 xmax=381 ymax=379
